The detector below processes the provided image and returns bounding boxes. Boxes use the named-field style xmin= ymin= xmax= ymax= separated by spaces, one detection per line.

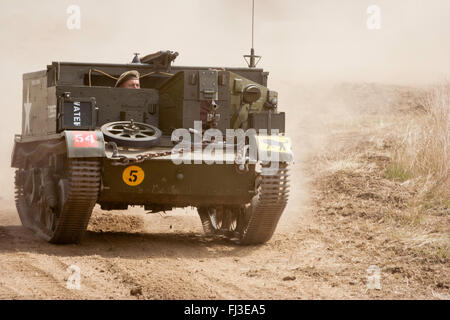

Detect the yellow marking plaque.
xmin=122 ymin=166 xmax=145 ymax=186
xmin=256 ymin=136 xmax=292 ymax=153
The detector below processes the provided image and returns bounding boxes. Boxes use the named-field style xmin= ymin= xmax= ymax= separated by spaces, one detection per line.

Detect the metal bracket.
xmin=199 ymin=70 xmax=218 ymax=100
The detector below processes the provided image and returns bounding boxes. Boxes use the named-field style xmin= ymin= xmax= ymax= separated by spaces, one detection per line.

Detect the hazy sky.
xmin=0 ymin=0 xmax=449 ymax=197
xmin=1 ymin=0 xmax=449 ymax=84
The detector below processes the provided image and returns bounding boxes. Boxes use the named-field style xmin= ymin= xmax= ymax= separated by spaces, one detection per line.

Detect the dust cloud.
xmin=0 ymin=0 xmax=449 ymax=205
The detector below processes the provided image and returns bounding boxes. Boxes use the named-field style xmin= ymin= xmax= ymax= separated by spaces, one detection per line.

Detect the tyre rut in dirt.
xmin=239 ymin=163 xmax=290 ymax=245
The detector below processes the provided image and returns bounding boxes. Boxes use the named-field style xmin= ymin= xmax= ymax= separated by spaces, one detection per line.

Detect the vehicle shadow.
xmin=0 ymin=225 xmax=263 ymax=260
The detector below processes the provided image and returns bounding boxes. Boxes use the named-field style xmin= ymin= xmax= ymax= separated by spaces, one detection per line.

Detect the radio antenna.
xmin=252 ymin=0 xmax=254 ymax=49
xmin=244 ymin=0 xmax=261 ymax=68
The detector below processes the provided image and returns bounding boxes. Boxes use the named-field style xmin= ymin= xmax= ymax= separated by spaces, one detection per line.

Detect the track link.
xmin=239 ymin=164 xmax=290 ymax=245
xmin=51 ymin=159 xmax=101 ymax=244
xmin=15 ymin=158 xmax=101 ymax=244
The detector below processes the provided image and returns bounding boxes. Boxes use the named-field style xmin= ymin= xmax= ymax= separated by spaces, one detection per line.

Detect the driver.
xmin=115 ymin=70 xmax=140 ymax=88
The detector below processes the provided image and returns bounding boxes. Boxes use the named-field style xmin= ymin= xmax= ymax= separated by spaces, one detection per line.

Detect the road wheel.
xmin=197 ymin=206 xmax=240 ymax=238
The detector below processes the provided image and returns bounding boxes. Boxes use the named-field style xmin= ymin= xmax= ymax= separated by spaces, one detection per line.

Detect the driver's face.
xmin=120 ymin=78 xmax=140 ymax=89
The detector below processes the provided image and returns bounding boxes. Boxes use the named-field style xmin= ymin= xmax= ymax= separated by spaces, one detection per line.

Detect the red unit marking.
xmin=73 ymin=132 xmax=98 ymax=148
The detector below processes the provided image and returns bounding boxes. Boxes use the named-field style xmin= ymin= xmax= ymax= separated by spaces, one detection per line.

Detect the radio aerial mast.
xmin=244 ymin=0 xmax=261 ymax=68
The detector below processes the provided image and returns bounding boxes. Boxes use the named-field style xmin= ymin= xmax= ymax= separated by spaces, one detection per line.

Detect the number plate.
xmin=73 ymin=132 xmax=98 ymax=148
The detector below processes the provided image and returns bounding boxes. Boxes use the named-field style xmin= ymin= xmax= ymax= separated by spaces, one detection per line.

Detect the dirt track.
xmin=0 ymin=84 xmax=448 ymax=300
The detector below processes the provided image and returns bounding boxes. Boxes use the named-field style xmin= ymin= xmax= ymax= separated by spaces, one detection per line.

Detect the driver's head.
xmin=115 ymin=70 xmax=140 ymax=88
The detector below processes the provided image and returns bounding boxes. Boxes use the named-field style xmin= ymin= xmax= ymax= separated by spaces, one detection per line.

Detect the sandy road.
xmin=1 ymin=84 xmax=448 ymax=300
xmin=1 ymin=196 xmax=337 ymax=300
xmin=0 ymin=201 xmax=359 ymax=299
xmin=0 ymin=166 xmax=446 ymax=300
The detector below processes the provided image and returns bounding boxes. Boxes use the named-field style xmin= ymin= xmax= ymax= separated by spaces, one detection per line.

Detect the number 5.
xmin=129 ymin=170 xmax=138 ymax=182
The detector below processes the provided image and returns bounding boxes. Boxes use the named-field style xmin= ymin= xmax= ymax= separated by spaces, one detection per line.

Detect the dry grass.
xmin=305 ymin=83 xmax=449 ymax=297
xmin=387 ymin=84 xmax=450 ymax=205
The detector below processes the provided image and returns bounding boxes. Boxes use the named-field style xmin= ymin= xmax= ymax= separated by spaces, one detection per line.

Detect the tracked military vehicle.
xmin=11 ymin=50 xmax=293 ymax=245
